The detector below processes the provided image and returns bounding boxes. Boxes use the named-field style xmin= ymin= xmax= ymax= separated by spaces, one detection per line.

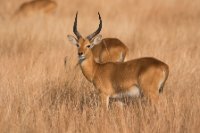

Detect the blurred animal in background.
xmin=65 ymin=12 xmax=128 ymax=67
xmin=13 ymin=0 xmax=57 ymax=18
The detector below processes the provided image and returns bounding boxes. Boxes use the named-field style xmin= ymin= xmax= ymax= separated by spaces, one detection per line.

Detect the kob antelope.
xmin=67 ymin=12 xmax=128 ymax=64
xmin=67 ymin=13 xmax=169 ymax=109
xmin=14 ymin=0 xmax=57 ymax=17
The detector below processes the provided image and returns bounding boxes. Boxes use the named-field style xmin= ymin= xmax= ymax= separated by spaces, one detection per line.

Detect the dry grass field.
xmin=0 ymin=0 xmax=200 ymax=132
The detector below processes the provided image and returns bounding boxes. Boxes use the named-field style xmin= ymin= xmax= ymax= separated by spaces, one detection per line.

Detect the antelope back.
xmin=92 ymin=38 xmax=128 ymax=63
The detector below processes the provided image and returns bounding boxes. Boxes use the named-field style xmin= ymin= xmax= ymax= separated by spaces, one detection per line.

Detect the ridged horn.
xmin=87 ymin=12 xmax=102 ymax=41
xmin=73 ymin=12 xmax=82 ymax=39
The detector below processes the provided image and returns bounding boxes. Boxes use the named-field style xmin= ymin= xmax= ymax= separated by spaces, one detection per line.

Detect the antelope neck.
xmin=79 ymin=55 xmax=99 ymax=82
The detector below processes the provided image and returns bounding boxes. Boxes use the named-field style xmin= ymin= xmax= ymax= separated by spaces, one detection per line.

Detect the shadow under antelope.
xmin=66 ymin=12 xmax=169 ymax=109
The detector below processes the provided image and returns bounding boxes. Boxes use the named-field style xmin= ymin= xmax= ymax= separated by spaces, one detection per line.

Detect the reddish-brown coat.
xmin=71 ymin=37 xmax=169 ymax=109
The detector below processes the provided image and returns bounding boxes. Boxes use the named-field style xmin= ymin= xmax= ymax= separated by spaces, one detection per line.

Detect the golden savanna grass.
xmin=0 ymin=0 xmax=200 ymax=132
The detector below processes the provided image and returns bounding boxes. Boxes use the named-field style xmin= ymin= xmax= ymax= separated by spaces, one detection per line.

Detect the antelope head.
xmin=67 ymin=12 xmax=102 ymax=61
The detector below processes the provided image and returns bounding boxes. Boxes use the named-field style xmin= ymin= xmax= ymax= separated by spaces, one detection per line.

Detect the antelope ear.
xmin=67 ymin=35 xmax=78 ymax=45
xmin=91 ymin=34 xmax=102 ymax=45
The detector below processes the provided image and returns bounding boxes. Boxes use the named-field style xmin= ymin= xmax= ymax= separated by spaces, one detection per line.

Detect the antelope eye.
xmin=86 ymin=45 xmax=91 ymax=48
xmin=76 ymin=44 xmax=80 ymax=47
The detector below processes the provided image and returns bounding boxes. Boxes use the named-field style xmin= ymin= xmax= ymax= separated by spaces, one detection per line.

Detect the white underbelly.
xmin=110 ymin=86 xmax=140 ymax=99
xmin=94 ymin=57 xmax=100 ymax=63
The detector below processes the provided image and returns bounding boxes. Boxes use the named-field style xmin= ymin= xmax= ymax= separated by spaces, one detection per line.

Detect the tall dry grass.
xmin=0 ymin=0 xmax=200 ymax=132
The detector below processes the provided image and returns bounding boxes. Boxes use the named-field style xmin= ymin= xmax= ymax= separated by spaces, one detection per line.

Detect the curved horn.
xmin=87 ymin=12 xmax=102 ymax=41
xmin=73 ymin=12 xmax=82 ymax=39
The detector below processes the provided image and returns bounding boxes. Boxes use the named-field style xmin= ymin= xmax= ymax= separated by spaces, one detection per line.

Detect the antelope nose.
xmin=78 ymin=52 xmax=83 ymax=56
